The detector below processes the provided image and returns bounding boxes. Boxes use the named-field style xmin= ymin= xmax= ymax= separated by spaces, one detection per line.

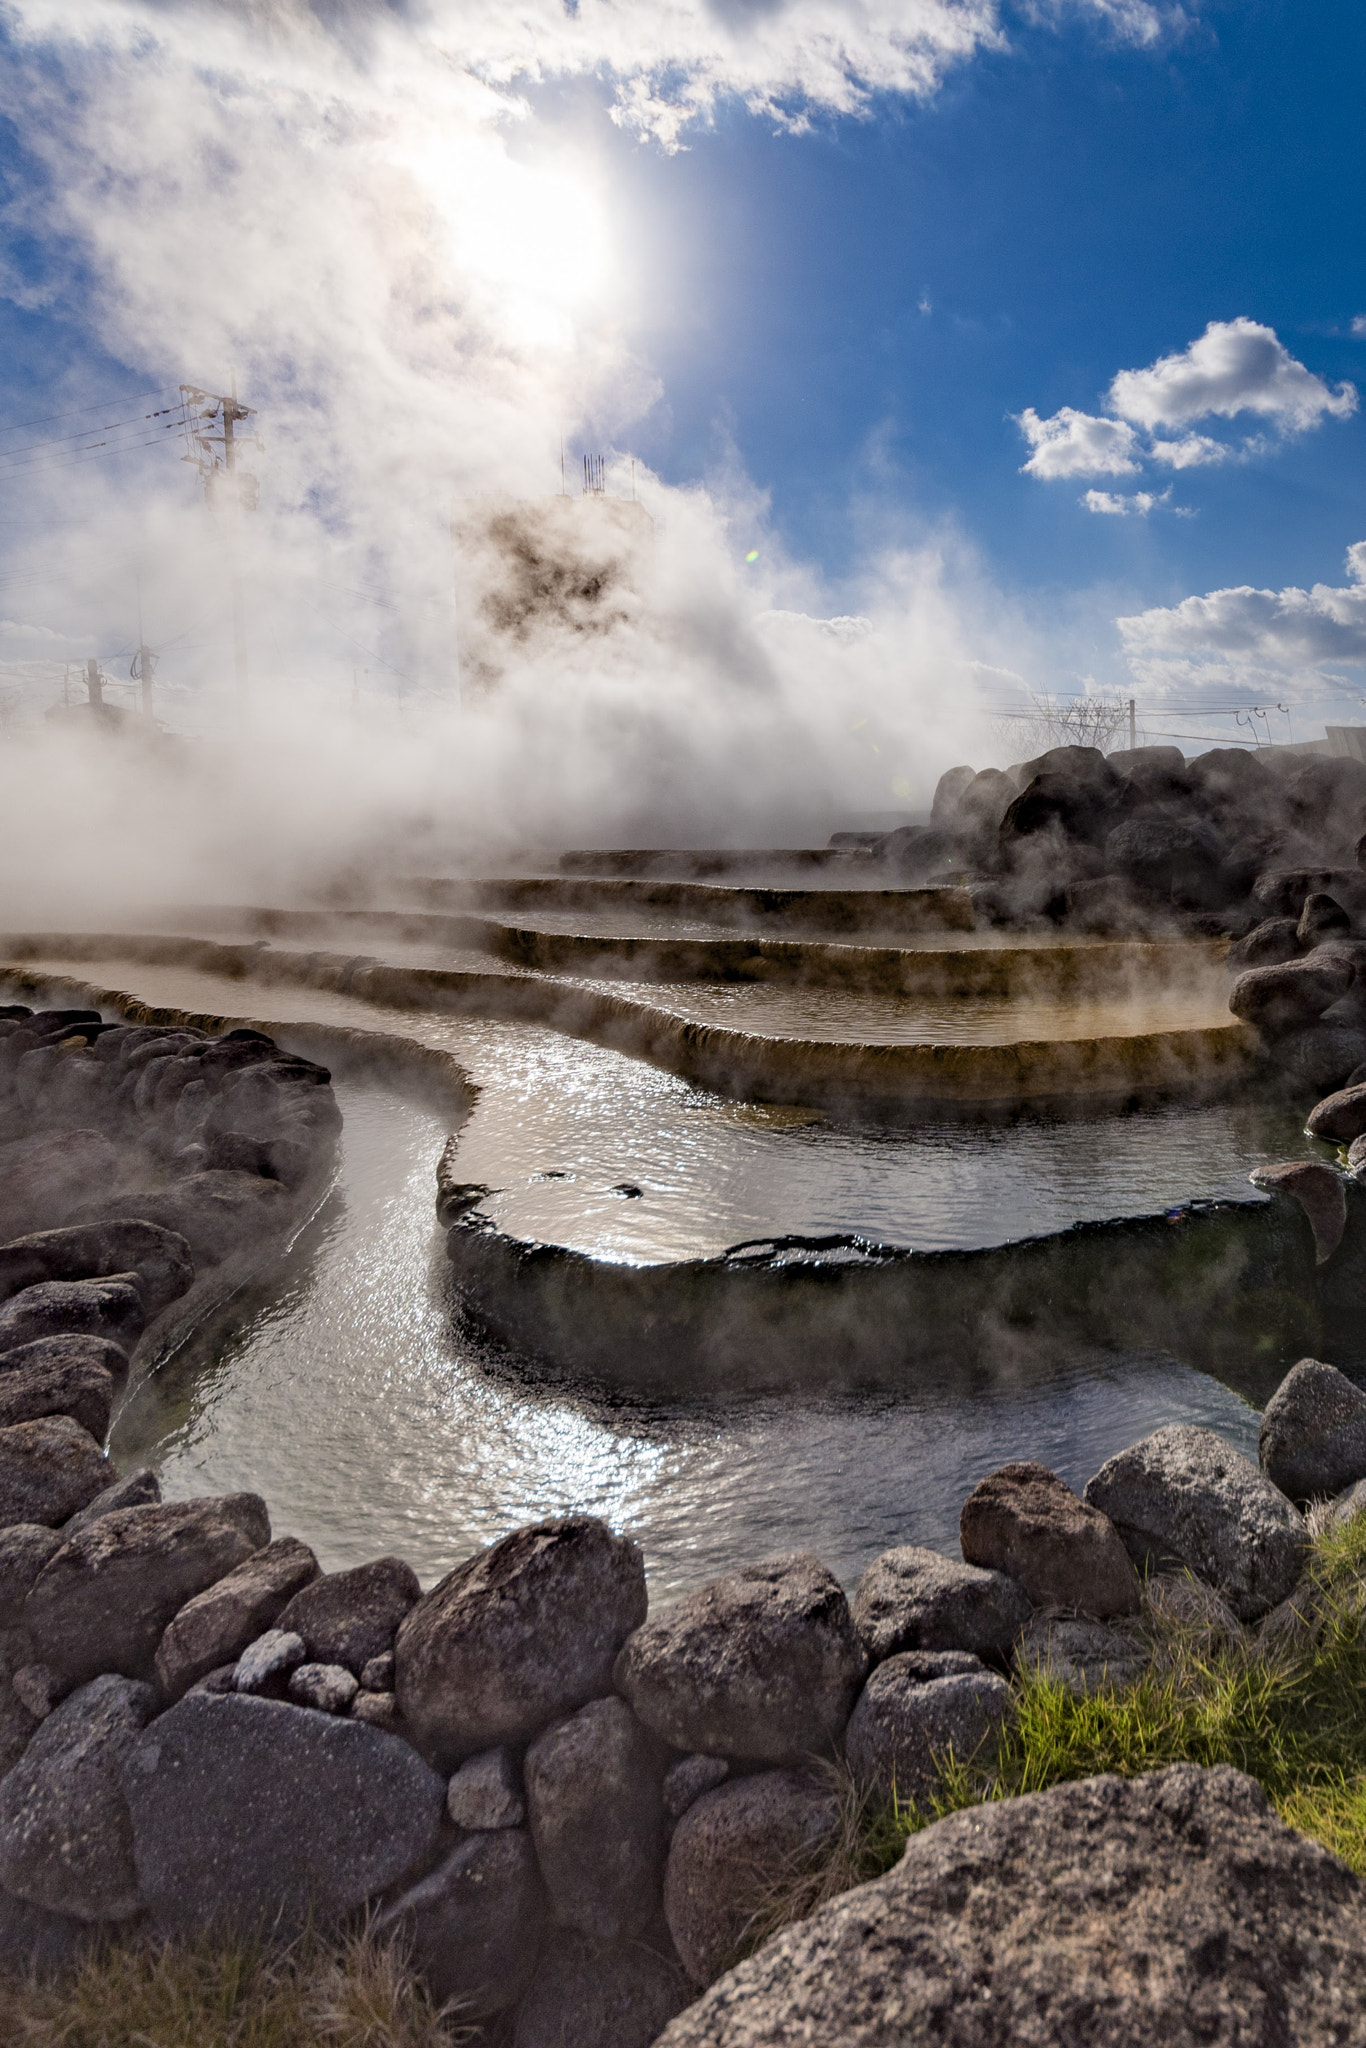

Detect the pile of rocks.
xmin=877 ymin=742 xmax=1366 ymax=951
xmin=5 ymin=1367 xmax=1366 ymax=2045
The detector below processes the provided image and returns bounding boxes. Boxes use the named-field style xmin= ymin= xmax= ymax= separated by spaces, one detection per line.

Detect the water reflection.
xmin=114 ymin=1089 xmax=1265 ymax=1600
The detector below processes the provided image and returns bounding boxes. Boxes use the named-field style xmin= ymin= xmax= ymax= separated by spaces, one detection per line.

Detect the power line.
xmin=0 ymin=389 xmax=176 ymax=436
xmin=0 ymin=404 xmax=183 ymax=465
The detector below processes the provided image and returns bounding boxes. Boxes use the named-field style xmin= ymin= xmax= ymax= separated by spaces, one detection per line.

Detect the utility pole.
xmin=85 ymin=657 xmax=103 ymax=708
xmin=131 ymin=573 xmax=156 ymax=719
xmin=1128 ymin=697 xmax=1136 ymax=751
xmin=180 ymin=377 xmax=259 ymax=730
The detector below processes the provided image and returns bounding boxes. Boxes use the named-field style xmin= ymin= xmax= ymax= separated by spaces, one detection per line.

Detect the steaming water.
xmin=111 ymin=1084 xmax=1266 ymax=1600
xmin=13 ymin=950 xmax=1307 ymax=1598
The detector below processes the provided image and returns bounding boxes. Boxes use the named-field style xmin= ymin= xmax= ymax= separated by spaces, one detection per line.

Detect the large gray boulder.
xmin=0 ymin=1522 xmax=63 ymax=1626
xmin=395 ymin=1517 xmax=646 ymax=1768
xmin=372 ymin=1827 xmax=546 ymax=2017
xmin=26 ymin=1493 xmax=270 ymax=1686
xmin=514 ymin=1930 xmax=692 ymax=2048
xmin=446 ymin=1746 xmax=525 ymax=1829
xmin=1085 ymin=1425 xmax=1307 ymax=1621
xmin=852 ymin=1546 xmax=1031 ymax=1665
xmin=62 ymin=1465 xmax=160 ymax=1536
xmin=275 ymin=1554 xmax=419 ymax=1675
xmin=0 ymin=1339 xmax=119 ymax=1441
xmin=1249 ymin=1159 xmax=1347 ymax=1263
xmin=0 ymin=1415 xmax=113 ymax=1529
xmin=655 ymin=1766 xmax=1366 ymax=2047
xmin=121 ymin=1171 xmax=293 ymax=1267
xmin=614 ymin=1554 xmax=866 ymax=1763
xmin=1306 ymin=1080 xmax=1366 ymax=1144
xmin=844 ymin=1651 xmax=1011 ymax=1805
xmin=0 ymin=1275 xmax=145 ymax=1357
xmin=0 ymin=1130 xmax=126 ymax=1244
xmin=122 ymin=1691 xmax=445 ymax=1936
xmin=0 ymin=1221 xmax=193 ymax=1318
xmin=1259 ymin=1358 xmax=1366 ymax=1503
xmin=154 ymin=1535 xmax=321 ymax=1700
xmin=525 ymin=1695 xmax=665 ymax=1941
xmin=1229 ymin=955 xmax=1354 ymax=1036
xmin=959 ymin=1462 xmax=1140 ymax=1619
xmin=664 ymin=1770 xmax=841 ymax=1988
xmin=0 ymin=1674 xmax=157 ymax=1920
xmin=0 ymin=1671 xmax=39 ymax=1775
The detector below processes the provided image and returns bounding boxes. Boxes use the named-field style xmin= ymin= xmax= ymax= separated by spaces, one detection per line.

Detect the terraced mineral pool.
xmin=5 ymin=951 xmax=1313 ymax=1599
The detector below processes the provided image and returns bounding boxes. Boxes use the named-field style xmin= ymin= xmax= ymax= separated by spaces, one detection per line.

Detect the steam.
xmin=0 ymin=0 xmax=1149 ymax=918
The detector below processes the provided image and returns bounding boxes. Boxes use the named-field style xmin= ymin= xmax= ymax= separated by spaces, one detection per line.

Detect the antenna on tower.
xmin=583 ymin=454 xmax=605 ymax=496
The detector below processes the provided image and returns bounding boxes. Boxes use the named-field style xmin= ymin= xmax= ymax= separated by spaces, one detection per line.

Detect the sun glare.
xmin=413 ymin=136 xmax=612 ymax=350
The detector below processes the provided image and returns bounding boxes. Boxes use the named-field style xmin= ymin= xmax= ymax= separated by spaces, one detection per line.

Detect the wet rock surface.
xmin=844 ymin=1649 xmax=1011 ymax=1803
xmin=655 ymin=1765 xmax=1366 ymax=2047
xmin=852 ymin=1544 xmax=1032 ymax=1666
xmin=614 ymin=1553 xmax=867 ymax=1762
xmin=1259 ymin=1357 xmax=1366 ymax=1503
xmin=959 ymin=1461 xmax=1140 ymax=1619
xmin=396 ymin=1516 xmax=647 ymax=1767
xmin=1085 ymin=1425 xmax=1307 ymax=1621
xmin=664 ymin=1768 xmax=841 ymax=1988
xmin=123 ymin=1691 xmax=445 ymax=1937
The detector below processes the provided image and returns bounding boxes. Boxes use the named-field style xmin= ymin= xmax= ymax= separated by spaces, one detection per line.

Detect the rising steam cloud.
xmin=0 ymin=0 xmax=1153 ymax=915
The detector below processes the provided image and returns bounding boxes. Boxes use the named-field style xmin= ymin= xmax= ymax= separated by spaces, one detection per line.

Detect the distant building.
xmin=1266 ymin=726 xmax=1366 ymax=762
xmin=451 ymin=490 xmax=653 ymax=694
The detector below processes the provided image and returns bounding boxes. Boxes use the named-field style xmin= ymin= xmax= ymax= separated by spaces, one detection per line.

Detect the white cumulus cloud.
xmin=1082 ymin=487 xmax=1169 ymax=516
xmin=1107 ymin=318 xmax=1357 ymax=433
xmin=1117 ymin=542 xmax=1366 ymax=673
xmin=1017 ymin=407 xmax=1140 ymax=479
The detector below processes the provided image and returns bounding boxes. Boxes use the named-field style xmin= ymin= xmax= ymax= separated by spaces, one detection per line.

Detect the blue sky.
xmin=0 ymin=0 xmax=1363 ymax=758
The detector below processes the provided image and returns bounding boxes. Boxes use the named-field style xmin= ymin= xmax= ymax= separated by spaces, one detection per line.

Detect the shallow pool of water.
xmin=112 ymin=1087 xmax=1268 ymax=1601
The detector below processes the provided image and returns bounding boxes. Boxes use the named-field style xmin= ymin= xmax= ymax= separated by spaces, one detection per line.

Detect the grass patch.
xmin=906 ymin=1507 xmax=1366 ymax=1874
xmin=0 ymin=1922 xmax=471 ymax=2048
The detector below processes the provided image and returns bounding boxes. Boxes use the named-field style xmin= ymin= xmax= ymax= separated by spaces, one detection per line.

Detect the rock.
xmin=1306 ymin=1080 xmax=1366 ymax=1144
xmin=1273 ymin=1020 xmax=1366 ymax=1091
xmin=1299 ymin=891 xmax=1353 ymax=944
xmin=1144 ymin=1572 xmax=1245 ymax=1650
xmin=25 ymin=1492 xmax=270 ymax=1687
xmin=1229 ymin=956 xmax=1354 ymax=1036
xmin=396 ymin=1517 xmax=647 ymax=1768
xmin=614 ymin=1554 xmax=866 ymax=1764
xmin=1104 ymin=813 xmax=1228 ymax=907
xmin=446 ymin=1746 xmax=525 ymax=1830
xmin=0 ymin=1415 xmax=113 ymax=1529
xmin=154 ymin=1535 xmax=321 ymax=1700
xmin=185 ymin=1663 xmax=238 ymax=1698
xmin=233 ymin=1628 xmax=306 ymax=1694
xmin=929 ymin=766 xmax=976 ymax=829
xmin=0 ymin=1131 xmax=127 ymax=1244
xmin=525 ymin=1696 xmax=665 ymax=1941
xmin=372 ymin=1827 xmax=546 ymax=2017
xmin=0 ymin=1275 xmax=145 ymax=1357
xmin=1084 ymin=1425 xmax=1307 ymax=1621
xmin=114 ymin=1171 xmax=293 ymax=1267
xmin=0 ymin=1221 xmax=193 ymax=1319
xmin=852 ymin=1545 xmax=1032 ymax=1666
xmin=663 ymin=1769 xmax=841 ymax=1988
xmin=1251 ymin=1158 xmax=1347 ymax=1263
xmin=663 ymin=1754 xmax=729 ymax=1823
xmin=288 ymin=1662 xmax=358 ymax=1713
xmin=351 ymin=1690 xmax=401 ymax=1733
xmin=0 ymin=1670 xmax=39 ymax=1773
xmin=654 ymin=1765 xmax=1366 ymax=2048
xmin=844 ymin=1651 xmax=1011 ymax=1804
xmin=1258 ymin=1358 xmax=1366 ymax=1502
xmin=0 ymin=1522 xmax=63 ymax=1625
xmin=275 ymin=1555 xmax=419 ymax=1675
xmin=959 ymin=1462 xmax=1140 ymax=1619
xmin=123 ymin=1691 xmax=446 ymax=1937
xmin=1228 ymin=917 xmax=1301 ymax=970
xmin=0 ymin=1343 xmax=117 ymax=1441
xmin=514 ymin=1929 xmax=692 ymax=2048
xmin=0 ymin=1888 xmax=98 ymax=1977
xmin=1015 ymin=1615 xmax=1148 ymax=1696
xmin=1329 ymin=1474 xmax=1366 ymax=1531
xmin=12 ymin=1663 xmax=59 ymax=1719
xmin=61 ymin=1465 xmax=160 ymax=1536
xmin=360 ymin=1649 xmax=394 ymax=1691
xmin=0 ymin=1674 xmax=157 ymax=1920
